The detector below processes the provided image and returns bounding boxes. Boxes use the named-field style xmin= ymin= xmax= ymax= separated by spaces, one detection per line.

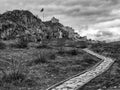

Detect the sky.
xmin=0 ymin=0 xmax=120 ymax=41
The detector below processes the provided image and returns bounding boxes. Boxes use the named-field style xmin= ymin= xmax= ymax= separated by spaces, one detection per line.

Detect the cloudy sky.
xmin=0 ymin=0 xmax=120 ymax=41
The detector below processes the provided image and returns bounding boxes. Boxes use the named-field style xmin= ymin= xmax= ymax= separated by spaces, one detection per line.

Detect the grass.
xmin=0 ymin=41 xmax=6 ymax=49
xmin=10 ymin=37 xmax=28 ymax=49
xmin=0 ymin=46 xmax=100 ymax=90
xmin=1 ymin=71 xmax=26 ymax=85
xmin=79 ymin=64 xmax=120 ymax=90
xmin=32 ymin=51 xmax=48 ymax=64
xmin=27 ymin=49 xmax=56 ymax=66
xmin=79 ymin=42 xmax=120 ymax=90
xmin=0 ymin=58 xmax=37 ymax=89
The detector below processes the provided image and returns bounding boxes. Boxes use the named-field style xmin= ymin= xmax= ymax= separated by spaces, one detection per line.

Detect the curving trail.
xmin=47 ymin=48 xmax=114 ymax=90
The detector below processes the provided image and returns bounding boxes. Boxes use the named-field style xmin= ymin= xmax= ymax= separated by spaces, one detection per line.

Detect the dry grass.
xmin=27 ymin=49 xmax=56 ymax=66
xmin=0 ymin=58 xmax=37 ymax=89
xmin=9 ymin=37 xmax=28 ymax=49
xmin=80 ymin=42 xmax=120 ymax=90
xmin=0 ymin=41 xmax=6 ymax=49
xmin=0 ymin=47 xmax=100 ymax=90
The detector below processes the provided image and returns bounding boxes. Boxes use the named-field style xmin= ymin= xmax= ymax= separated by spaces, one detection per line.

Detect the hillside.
xmin=0 ymin=10 xmax=80 ymax=42
xmin=0 ymin=10 xmax=45 ymax=41
xmin=0 ymin=9 xmax=96 ymax=90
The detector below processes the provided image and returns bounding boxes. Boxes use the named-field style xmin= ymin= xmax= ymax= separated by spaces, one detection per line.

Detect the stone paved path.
xmin=47 ymin=48 xmax=114 ymax=90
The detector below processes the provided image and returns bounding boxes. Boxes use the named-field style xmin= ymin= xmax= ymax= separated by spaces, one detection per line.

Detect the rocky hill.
xmin=0 ymin=10 xmax=81 ymax=42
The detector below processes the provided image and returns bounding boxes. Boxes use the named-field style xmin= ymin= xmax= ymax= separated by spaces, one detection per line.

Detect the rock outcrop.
xmin=0 ymin=10 xmax=46 ymax=41
xmin=0 ymin=10 xmax=82 ymax=42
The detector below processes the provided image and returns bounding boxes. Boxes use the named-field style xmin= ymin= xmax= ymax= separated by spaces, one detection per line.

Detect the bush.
xmin=27 ymin=50 xmax=56 ymax=66
xmin=57 ymin=47 xmax=65 ymax=55
xmin=1 ymin=71 xmax=37 ymax=87
xmin=24 ymin=79 xmax=37 ymax=87
xmin=83 ymin=54 xmax=97 ymax=64
xmin=57 ymin=48 xmax=79 ymax=56
xmin=37 ymin=44 xmax=51 ymax=49
xmin=36 ymin=40 xmax=52 ymax=49
xmin=29 ymin=51 xmax=48 ymax=65
xmin=10 ymin=35 xmax=29 ymax=49
xmin=2 ymin=71 xmax=26 ymax=84
xmin=17 ymin=37 xmax=28 ymax=48
xmin=34 ymin=53 xmax=48 ymax=64
xmin=48 ymin=53 xmax=56 ymax=60
xmin=46 ymin=64 xmax=60 ymax=75
xmin=0 ymin=59 xmax=36 ymax=87
xmin=0 ymin=41 xmax=6 ymax=49
xmin=10 ymin=42 xmax=28 ymax=49
xmin=67 ymin=49 xmax=79 ymax=55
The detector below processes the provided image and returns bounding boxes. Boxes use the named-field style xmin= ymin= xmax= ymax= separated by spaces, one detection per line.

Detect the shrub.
xmin=34 ymin=53 xmax=47 ymax=64
xmin=0 ymin=59 xmax=36 ymax=87
xmin=37 ymin=44 xmax=51 ymax=49
xmin=46 ymin=64 xmax=60 ymax=75
xmin=83 ymin=54 xmax=97 ymax=64
xmin=29 ymin=51 xmax=48 ymax=65
xmin=67 ymin=49 xmax=79 ymax=55
xmin=36 ymin=40 xmax=52 ymax=49
xmin=27 ymin=50 xmax=56 ymax=66
xmin=24 ymin=79 xmax=37 ymax=87
xmin=0 ymin=41 xmax=6 ymax=49
xmin=17 ymin=37 xmax=28 ymax=48
xmin=11 ymin=36 xmax=28 ymax=48
xmin=48 ymin=53 xmax=56 ymax=60
xmin=57 ymin=48 xmax=79 ymax=56
xmin=1 ymin=71 xmax=26 ymax=84
xmin=57 ymin=47 xmax=66 ymax=55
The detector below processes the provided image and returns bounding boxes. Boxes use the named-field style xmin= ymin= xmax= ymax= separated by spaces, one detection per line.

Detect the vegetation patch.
xmin=0 ymin=41 xmax=6 ymax=49
xmin=0 ymin=58 xmax=37 ymax=89
xmin=0 ymin=48 xmax=100 ymax=90
xmin=57 ymin=47 xmax=80 ymax=56
xmin=27 ymin=49 xmax=56 ymax=66
xmin=10 ymin=36 xmax=29 ymax=49
xmin=80 ymin=42 xmax=120 ymax=90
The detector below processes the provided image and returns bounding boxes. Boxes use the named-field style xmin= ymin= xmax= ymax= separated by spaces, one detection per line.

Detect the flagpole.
xmin=40 ymin=8 xmax=44 ymax=21
xmin=43 ymin=12 xmax=44 ymax=21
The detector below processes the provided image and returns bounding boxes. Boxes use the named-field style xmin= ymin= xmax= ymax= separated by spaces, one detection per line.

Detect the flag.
xmin=40 ymin=8 xmax=44 ymax=12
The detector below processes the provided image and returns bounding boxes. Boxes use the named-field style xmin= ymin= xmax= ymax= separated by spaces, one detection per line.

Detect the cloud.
xmin=95 ymin=31 xmax=113 ymax=38
xmin=80 ymin=19 xmax=120 ymax=41
xmin=0 ymin=0 xmax=120 ymax=21
xmin=0 ymin=0 xmax=120 ymax=41
xmin=94 ymin=30 xmax=120 ymax=42
xmin=93 ymin=19 xmax=120 ymax=28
